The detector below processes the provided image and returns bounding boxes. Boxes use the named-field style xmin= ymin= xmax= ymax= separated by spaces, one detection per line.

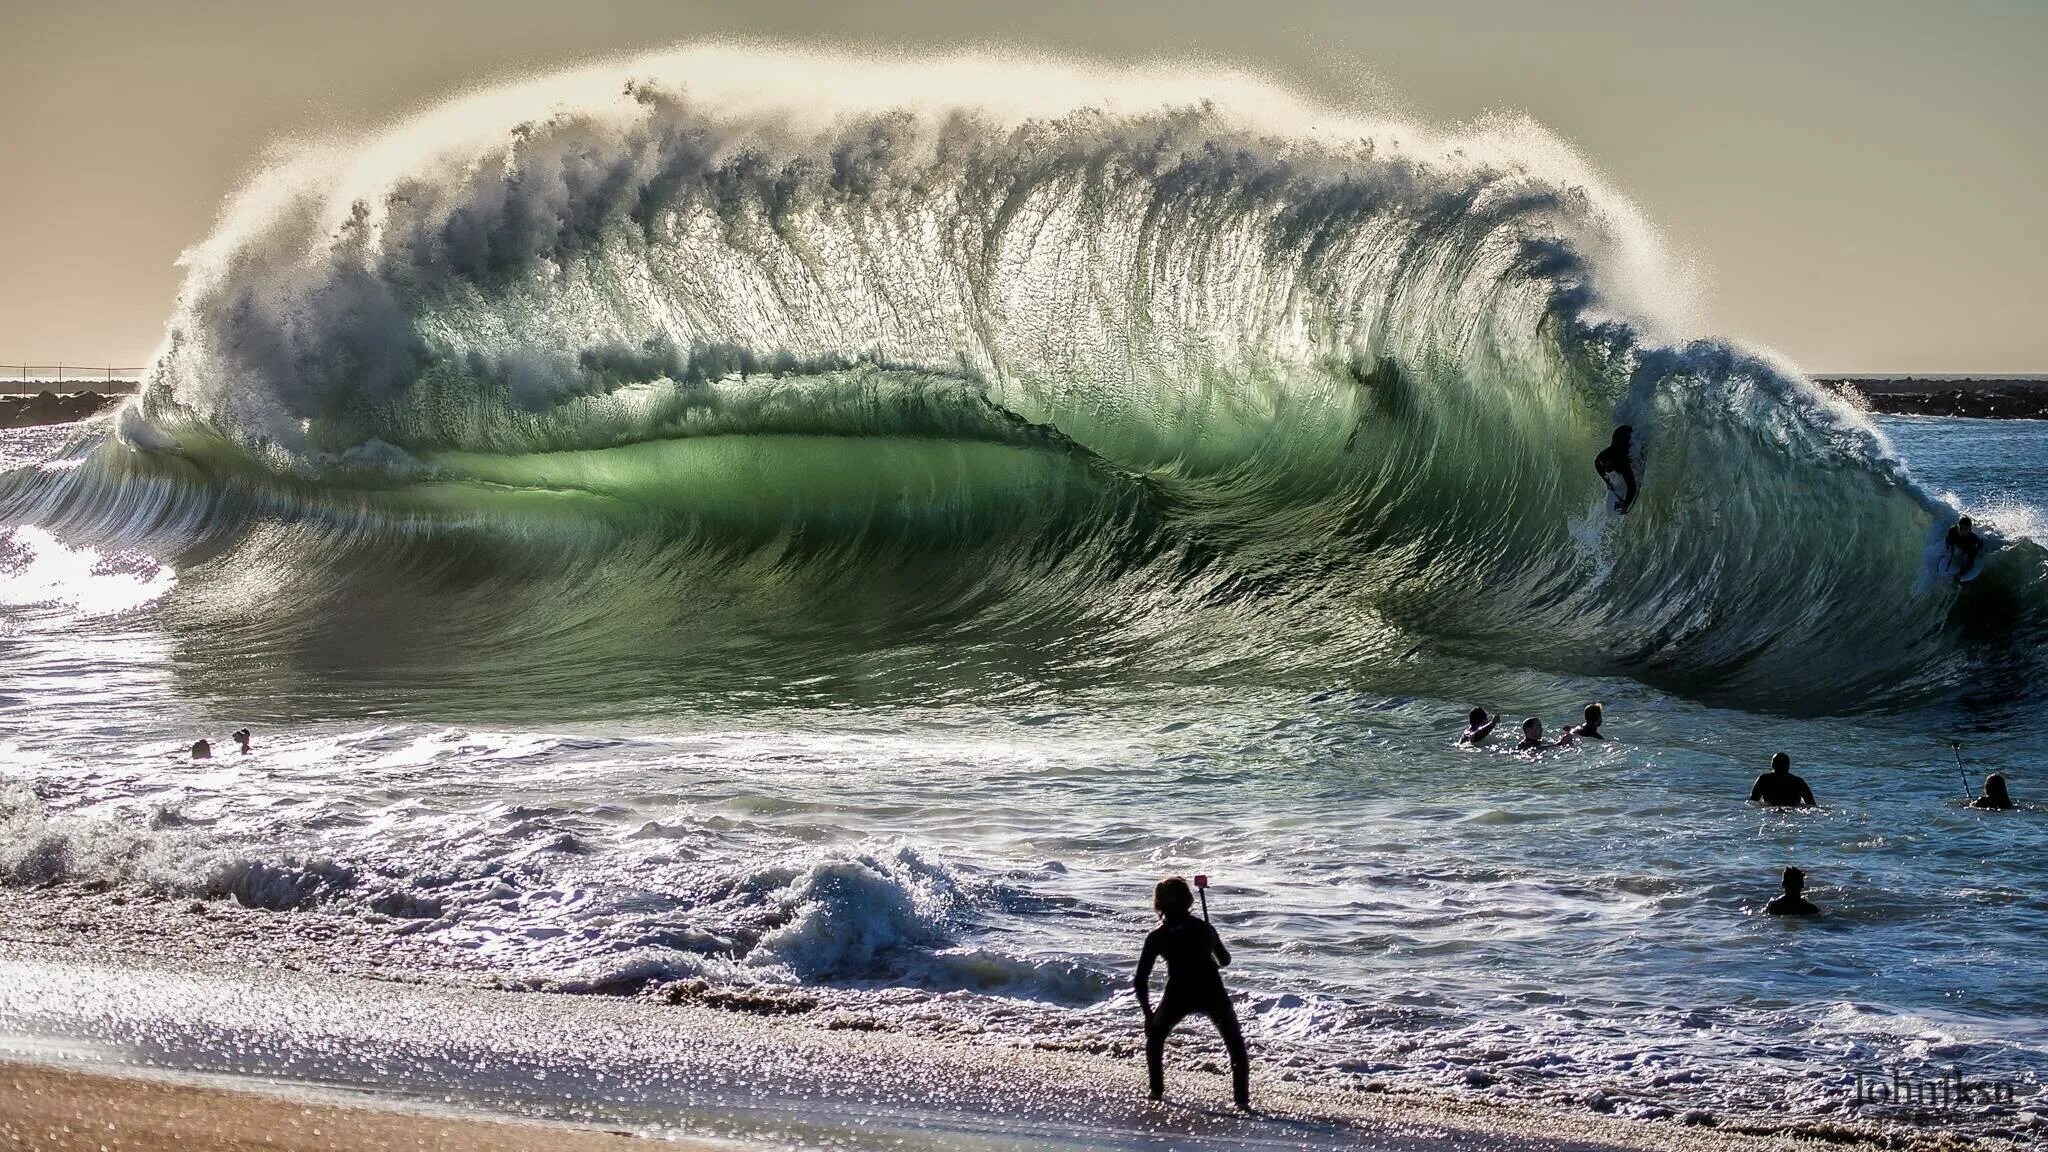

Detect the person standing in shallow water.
xmin=1136 ymin=876 xmax=1251 ymax=1111
xmin=1749 ymin=752 xmax=1816 ymax=807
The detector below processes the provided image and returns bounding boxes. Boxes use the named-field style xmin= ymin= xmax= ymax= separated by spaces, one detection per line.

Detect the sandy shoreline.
xmin=3 ymin=941 xmax=2023 ymax=1152
xmin=1 ymin=1060 xmax=680 ymax=1152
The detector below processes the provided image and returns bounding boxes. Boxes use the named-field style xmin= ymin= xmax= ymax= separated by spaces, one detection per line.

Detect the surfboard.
xmin=1943 ymin=550 xmax=1986 ymax=583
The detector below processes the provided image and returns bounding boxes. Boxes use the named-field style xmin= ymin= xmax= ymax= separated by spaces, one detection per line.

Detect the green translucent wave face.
xmin=418 ymin=433 xmax=1126 ymax=543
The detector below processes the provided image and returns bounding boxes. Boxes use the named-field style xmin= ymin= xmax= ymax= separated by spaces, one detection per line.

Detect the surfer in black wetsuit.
xmin=1594 ymin=426 xmax=1637 ymax=514
xmin=1764 ymin=867 xmax=1820 ymax=917
xmin=1972 ymin=772 xmax=2015 ymax=810
xmin=1944 ymin=516 xmax=1983 ymax=577
xmin=1136 ymin=876 xmax=1251 ymax=1111
xmin=1748 ymin=752 xmax=1816 ymax=807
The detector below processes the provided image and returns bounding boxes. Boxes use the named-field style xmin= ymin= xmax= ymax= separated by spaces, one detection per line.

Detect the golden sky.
xmin=1 ymin=0 xmax=2042 ymax=373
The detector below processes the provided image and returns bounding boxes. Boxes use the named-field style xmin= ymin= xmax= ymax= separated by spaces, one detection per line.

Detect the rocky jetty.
xmin=1819 ymin=377 xmax=2048 ymax=420
xmin=0 ymin=390 xmax=125 ymax=429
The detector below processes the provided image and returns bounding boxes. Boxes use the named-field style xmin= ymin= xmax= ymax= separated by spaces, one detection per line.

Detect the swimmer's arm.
xmin=1748 ymin=775 xmax=1768 ymax=803
xmin=1135 ymin=933 xmax=1160 ymax=1016
xmin=1209 ymin=923 xmax=1232 ymax=969
xmin=1798 ymin=780 xmax=1816 ymax=806
xmin=1472 ymin=715 xmax=1498 ymax=742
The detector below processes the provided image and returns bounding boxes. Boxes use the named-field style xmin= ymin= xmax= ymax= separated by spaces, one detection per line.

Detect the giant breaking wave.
xmin=3 ymin=45 xmax=2037 ymax=709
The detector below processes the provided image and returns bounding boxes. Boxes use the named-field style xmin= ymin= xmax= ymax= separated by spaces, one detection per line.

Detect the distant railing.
xmin=0 ymin=364 xmax=145 ymax=394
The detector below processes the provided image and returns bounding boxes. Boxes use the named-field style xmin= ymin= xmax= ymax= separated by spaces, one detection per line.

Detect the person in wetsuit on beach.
xmin=1594 ymin=426 xmax=1638 ymax=514
xmin=1136 ymin=876 xmax=1251 ymax=1111
xmin=1749 ymin=752 xmax=1816 ymax=807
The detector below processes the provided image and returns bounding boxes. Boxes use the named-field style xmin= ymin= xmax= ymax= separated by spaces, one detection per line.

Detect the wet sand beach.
xmin=3 ymin=940 xmax=2017 ymax=1152
xmin=1 ymin=1061 xmax=664 ymax=1152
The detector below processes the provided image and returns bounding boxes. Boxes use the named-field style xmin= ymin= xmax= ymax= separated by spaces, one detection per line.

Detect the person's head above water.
xmin=1467 ymin=707 xmax=1488 ymax=726
xmin=190 ymin=739 xmax=211 ymax=760
xmin=1583 ymin=703 xmax=1603 ymax=728
xmin=1153 ymin=876 xmax=1196 ymax=919
xmin=1521 ymin=717 xmax=1543 ymax=740
xmin=1781 ymin=866 xmax=1806 ymax=896
xmin=1610 ymin=426 xmax=1632 ymax=447
xmin=1959 ymin=516 xmax=1973 ymax=530
xmin=1985 ymin=773 xmax=2011 ymax=804
xmin=1771 ymin=752 xmax=1791 ymax=774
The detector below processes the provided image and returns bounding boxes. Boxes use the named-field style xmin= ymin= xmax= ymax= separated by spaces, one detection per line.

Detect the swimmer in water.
xmin=1136 ymin=876 xmax=1251 ymax=1111
xmin=1972 ymin=772 xmax=2015 ymax=810
xmin=1594 ymin=426 xmax=1638 ymax=515
xmin=1748 ymin=752 xmax=1816 ymax=807
xmin=1459 ymin=708 xmax=1500 ymax=747
xmin=1764 ymin=867 xmax=1820 ymax=917
xmin=1517 ymin=717 xmax=1573 ymax=752
xmin=190 ymin=739 xmax=211 ymax=760
xmin=1565 ymin=703 xmax=1604 ymax=741
xmin=231 ymin=728 xmax=252 ymax=754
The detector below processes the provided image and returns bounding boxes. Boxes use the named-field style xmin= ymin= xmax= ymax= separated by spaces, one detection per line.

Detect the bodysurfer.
xmin=1136 ymin=876 xmax=1251 ymax=1111
xmin=1749 ymin=752 xmax=1816 ymax=807
xmin=1594 ymin=426 xmax=1638 ymax=514
xmin=1945 ymin=516 xmax=1983 ymax=577
xmin=1764 ymin=867 xmax=1821 ymax=917
xmin=1565 ymin=703 xmax=1604 ymax=741
xmin=1459 ymin=708 xmax=1500 ymax=747
xmin=1972 ymin=773 xmax=2015 ymax=810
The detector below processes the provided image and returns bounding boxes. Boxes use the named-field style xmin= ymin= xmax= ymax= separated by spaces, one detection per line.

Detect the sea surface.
xmin=2 ymin=49 xmax=2044 ymax=1131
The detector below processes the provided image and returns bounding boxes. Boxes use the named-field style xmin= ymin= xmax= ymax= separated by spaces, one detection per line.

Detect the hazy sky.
xmin=2 ymin=0 xmax=2042 ymax=373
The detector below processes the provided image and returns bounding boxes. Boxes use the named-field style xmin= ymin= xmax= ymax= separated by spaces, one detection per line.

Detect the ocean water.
xmin=2 ymin=47 xmax=2044 ymax=1129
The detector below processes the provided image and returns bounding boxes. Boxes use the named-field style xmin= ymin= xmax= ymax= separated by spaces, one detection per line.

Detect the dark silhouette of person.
xmin=1972 ymin=772 xmax=2015 ymax=810
xmin=1566 ymin=703 xmax=1604 ymax=740
xmin=1765 ymin=867 xmax=1821 ymax=916
xmin=190 ymin=739 xmax=211 ymax=760
xmin=1136 ymin=876 xmax=1251 ymax=1111
xmin=1749 ymin=752 xmax=1816 ymax=807
xmin=1944 ymin=516 xmax=1983 ymax=577
xmin=1594 ymin=426 xmax=1638 ymax=514
xmin=232 ymin=728 xmax=252 ymax=754
xmin=1459 ymin=708 xmax=1499 ymax=746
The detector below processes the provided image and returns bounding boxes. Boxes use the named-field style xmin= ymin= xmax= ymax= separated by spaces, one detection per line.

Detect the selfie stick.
xmin=1952 ymin=742 xmax=1975 ymax=801
xmin=1193 ymin=874 xmax=1211 ymax=922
